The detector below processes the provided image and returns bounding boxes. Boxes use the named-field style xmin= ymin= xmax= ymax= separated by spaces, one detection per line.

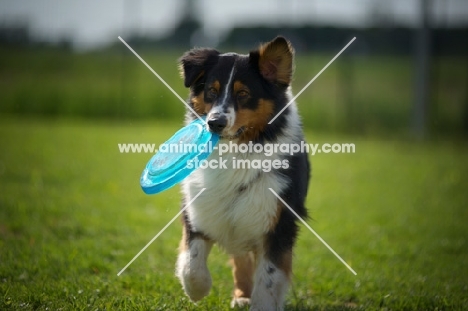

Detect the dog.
xmin=176 ymin=36 xmax=310 ymax=310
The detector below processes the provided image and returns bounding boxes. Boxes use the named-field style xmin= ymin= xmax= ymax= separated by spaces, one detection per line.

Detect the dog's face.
xmin=179 ymin=37 xmax=294 ymax=142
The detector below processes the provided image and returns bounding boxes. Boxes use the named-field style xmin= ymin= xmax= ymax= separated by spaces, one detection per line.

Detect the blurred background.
xmin=1 ymin=0 xmax=467 ymax=138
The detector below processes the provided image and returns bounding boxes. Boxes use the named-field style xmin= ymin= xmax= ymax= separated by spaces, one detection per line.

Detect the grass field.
xmin=0 ymin=116 xmax=467 ymax=310
xmin=1 ymin=46 xmax=467 ymax=136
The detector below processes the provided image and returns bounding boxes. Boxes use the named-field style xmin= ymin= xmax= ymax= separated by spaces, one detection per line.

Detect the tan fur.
xmin=191 ymin=92 xmax=212 ymax=115
xmin=178 ymin=227 xmax=188 ymax=252
xmin=191 ymin=92 xmax=205 ymax=115
xmin=267 ymin=202 xmax=284 ymax=232
xmin=212 ymin=80 xmax=220 ymax=92
xmin=258 ymin=37 xmax=294 ymax=85
xmin=230 ymin=252 xmax=255 ymax=299
xmin=233 ymin=99 xmax=274 ymax=142
xmin=233 ymin=81 xmax=250 ymax=94
xmin=278 ymin=250 xmax=293 ymax=280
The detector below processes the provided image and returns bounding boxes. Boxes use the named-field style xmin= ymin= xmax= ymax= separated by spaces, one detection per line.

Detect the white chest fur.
xmin=182 ymin=150 xmax=287 ymax=254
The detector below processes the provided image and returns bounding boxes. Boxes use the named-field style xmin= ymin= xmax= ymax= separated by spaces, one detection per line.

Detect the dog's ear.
xmin=250 ymin=36 xmax=294 ymax=86
xmin=179 ymin=48 xmax=220 ymax=88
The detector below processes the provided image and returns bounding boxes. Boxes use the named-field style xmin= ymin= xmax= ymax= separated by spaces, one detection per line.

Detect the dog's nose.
xmin=207 ymin=115 xmax=227 ymax=134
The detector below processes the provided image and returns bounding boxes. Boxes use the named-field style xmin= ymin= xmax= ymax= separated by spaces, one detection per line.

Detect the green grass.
xmin=0 ymin=116 xmax=467 ymax=310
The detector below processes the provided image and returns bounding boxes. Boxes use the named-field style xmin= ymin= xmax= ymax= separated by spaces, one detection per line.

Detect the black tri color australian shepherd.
xmin=176 ymin=37 xmax=310 ymax=310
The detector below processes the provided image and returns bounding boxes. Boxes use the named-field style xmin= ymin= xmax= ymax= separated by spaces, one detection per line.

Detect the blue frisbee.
xmin=140 ymin=117 xmax=219 ymax=194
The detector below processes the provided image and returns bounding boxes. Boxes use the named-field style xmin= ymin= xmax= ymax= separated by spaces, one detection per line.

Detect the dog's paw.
xmin=182 ymin=266 xmax=212 ymax=302
xmin=176 ymin=251 xmax=212 ymax=301
xmin=230 ymin=297 xmax=251 ymax=308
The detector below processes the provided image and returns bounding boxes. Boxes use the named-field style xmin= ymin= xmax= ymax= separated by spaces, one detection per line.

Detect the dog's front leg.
xmin=230 ymin=252 xmax=255 ymax=308
xmin=250 ymin=208 xmax=297 ymax=311
xmin=176 ymin=225 xmax=213 ymax=302
xmin=249 ymin=253 xmax=291 ymax=311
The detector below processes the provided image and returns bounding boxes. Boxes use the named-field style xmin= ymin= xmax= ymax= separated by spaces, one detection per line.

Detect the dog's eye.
xmin=207 ymin=87 xmax=218 ymax=99
xmin=237 ymin=90 xmax=249 ymax=99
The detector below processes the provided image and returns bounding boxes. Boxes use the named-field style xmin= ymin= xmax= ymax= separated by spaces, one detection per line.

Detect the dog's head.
xmin=179 ymin=36 xmax=294 ymax=142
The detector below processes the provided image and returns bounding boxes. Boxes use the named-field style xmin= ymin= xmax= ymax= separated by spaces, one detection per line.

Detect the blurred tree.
xmin=157 ymin=0 xmax=202 ymax=48
xmin=0 ymin=22 xmax=30 ymax=46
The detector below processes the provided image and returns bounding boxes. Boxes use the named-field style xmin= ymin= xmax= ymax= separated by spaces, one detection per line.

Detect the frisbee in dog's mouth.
xmin=140 ymin=117 xmax=219 ymax=195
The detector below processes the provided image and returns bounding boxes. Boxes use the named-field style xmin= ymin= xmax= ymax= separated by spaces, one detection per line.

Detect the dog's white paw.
xmin=180 ymin=266 xmax=212 ymax=301
xmin=230 ymin=297 xmax=251 ymax=308
xmin=249 ymin=259 xmax=288 ymax=311
xmin=176 ymin=250 xmax=212 ymax=301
